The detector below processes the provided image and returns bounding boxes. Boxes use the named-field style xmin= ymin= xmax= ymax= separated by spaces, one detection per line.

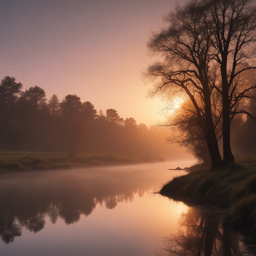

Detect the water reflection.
xmin=156 ymin=207 xmax=255 ymax=256
xmin=0 ymin=166 xmax=169 ymax=244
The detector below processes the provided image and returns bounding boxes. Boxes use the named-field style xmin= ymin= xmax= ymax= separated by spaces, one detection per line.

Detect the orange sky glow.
xmin=0 ymin=0 xmax=186 ymax=126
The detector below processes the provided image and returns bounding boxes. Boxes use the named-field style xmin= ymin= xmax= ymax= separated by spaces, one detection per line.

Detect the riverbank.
xmin=160 ymin=157 xmax=256 ymax=235
xmin=0 ymin=151 xmax=164 ymax=172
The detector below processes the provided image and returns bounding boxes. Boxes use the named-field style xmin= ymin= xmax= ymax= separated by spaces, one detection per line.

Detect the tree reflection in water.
xmin=0 ymin=168 xmax=160 ymax=244
xmin=156 ymin=207 xmax=255 ymax=256
xmin=0 ymin=213 xmax=21 ymax=244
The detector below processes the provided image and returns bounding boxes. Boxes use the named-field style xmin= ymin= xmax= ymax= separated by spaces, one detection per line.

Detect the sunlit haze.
xmin=167 ymin=97 xmax=185 ymax=115
xmin=2 ymin=0 xmax=256 ymax=254
xmin=0 ymin=0 xmax=186 ymax=126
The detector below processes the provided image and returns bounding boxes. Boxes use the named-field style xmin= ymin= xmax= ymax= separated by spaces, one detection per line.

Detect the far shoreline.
xmin=0 ymin=151 xmax=165 ymax=173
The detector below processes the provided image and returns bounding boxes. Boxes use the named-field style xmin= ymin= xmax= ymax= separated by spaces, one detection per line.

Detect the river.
xmin=0 ymin=161 xmax=255 ymax=256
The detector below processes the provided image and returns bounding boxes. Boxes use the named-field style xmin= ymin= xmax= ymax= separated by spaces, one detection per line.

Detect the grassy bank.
xmin=0 ymin=151 xmax=164 ymax=172
xmin=160 ymin=157 xmax=256 ymax=235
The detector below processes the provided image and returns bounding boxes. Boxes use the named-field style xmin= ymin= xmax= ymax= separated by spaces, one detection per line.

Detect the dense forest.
xmin=0 ymin=76 xmax=185 ymax=159
xmin=1 ymin=75 xmax=254 ymax=161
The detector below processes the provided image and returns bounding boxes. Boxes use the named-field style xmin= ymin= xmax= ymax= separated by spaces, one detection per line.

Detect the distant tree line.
xmin=0 ymin=76 xmax=178 ymax=158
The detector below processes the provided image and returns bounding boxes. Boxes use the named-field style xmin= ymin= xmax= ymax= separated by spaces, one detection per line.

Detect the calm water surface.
xmin=0 ymin=161 xmax=255 ymax=256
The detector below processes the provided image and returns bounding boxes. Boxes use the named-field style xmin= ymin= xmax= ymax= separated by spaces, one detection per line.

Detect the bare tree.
xmin=202 ymin=0 xmax=256 ymax=164
xmin=166 ymin=100 xmax=211 ymax=163
xmin=145 ymin=0 xmax=223 ymax=168
xmin=146 ymin=0 xmax=256 ymax=167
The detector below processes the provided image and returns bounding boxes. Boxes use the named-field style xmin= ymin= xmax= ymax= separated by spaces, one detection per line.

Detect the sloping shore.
xmin=160 ymin=158 xmax=256 ymax=236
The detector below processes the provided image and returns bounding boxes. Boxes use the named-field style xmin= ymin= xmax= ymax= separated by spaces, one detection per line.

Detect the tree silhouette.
xmin=167 ymin=100 xmax=210 ymax=163
xmin=22 ymin=86 xmax=46 ymax=109
xmin=0 ymin=213 xmax=21 ymax=244
xmin=124 ymin=118 xmax=137 ymax=133
xmin=146 ymin=1 xmax=223 ymax=168
xmin=201 ymin=0 xmax=256 ymax=164
xmin=0 ymin=73 xmax=189 ymax=157
xmin=106 ymin=109 xmax=123 ymax=124
xmin=0 ymin=76 xmax=23 ymax=147
xmin=0 ymin=76 xmax=22 ymax=109
xmin=48 ymin=94 xmax=60 ymax=116
xmin=81 ymin=101 xmax=97 ymax=124
xmin=146 ymin=0 xmax=256 ymax=167
xmin=61 ymin=94 xmax=81 ymax=117
xmin=156 ymin=208 xmax=246 ymax=256
xmin=0 ymin=166 xmax=165 ymax=244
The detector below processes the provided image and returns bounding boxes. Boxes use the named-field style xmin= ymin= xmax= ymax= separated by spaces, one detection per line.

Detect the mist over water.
xmin=0 ymin=161 xmax=254 ymax=256
xmin=1 ymin=0 xmax=256 ymax=254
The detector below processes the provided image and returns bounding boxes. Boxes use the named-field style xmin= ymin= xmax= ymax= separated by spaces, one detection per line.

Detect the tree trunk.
xmin=204 ymin=217 xmax=218 ymax=256
xmin=222 ymin=103 xmax=234 ymax=164
xmin=222 ymin=221 xmax=232 ymax=256
xmin=204 ymin=121 xmax=223 ymax=169
xmin=203 ymin=88 xmax=223 ymax=169
xmin=222 ymin=63 xmax=234 ymax=165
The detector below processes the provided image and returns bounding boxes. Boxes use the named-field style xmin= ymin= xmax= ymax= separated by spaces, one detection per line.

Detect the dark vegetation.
xmin=160 ymin=158 xmax=256 ymax=236
xmin=0 ymin=75 xmax=181 ymax=170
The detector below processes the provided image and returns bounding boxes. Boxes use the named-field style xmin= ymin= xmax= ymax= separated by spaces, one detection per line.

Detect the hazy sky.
xmin=0 ymin=0 xmax=184 ymax=126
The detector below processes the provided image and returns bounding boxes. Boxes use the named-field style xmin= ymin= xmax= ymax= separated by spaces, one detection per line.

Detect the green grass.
xmin=160 ymin=157 xmax=256 ymax=235
xmin=0 ymin=151 xmax=164 ymax=172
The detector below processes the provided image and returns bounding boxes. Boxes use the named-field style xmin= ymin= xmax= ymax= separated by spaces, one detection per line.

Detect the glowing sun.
xmin=167 ymin=97 xmax=184 ymax=115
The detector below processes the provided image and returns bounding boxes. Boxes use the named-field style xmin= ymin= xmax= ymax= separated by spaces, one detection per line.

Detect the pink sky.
xmin=0 ymin=0 xmax=185 ymax=126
